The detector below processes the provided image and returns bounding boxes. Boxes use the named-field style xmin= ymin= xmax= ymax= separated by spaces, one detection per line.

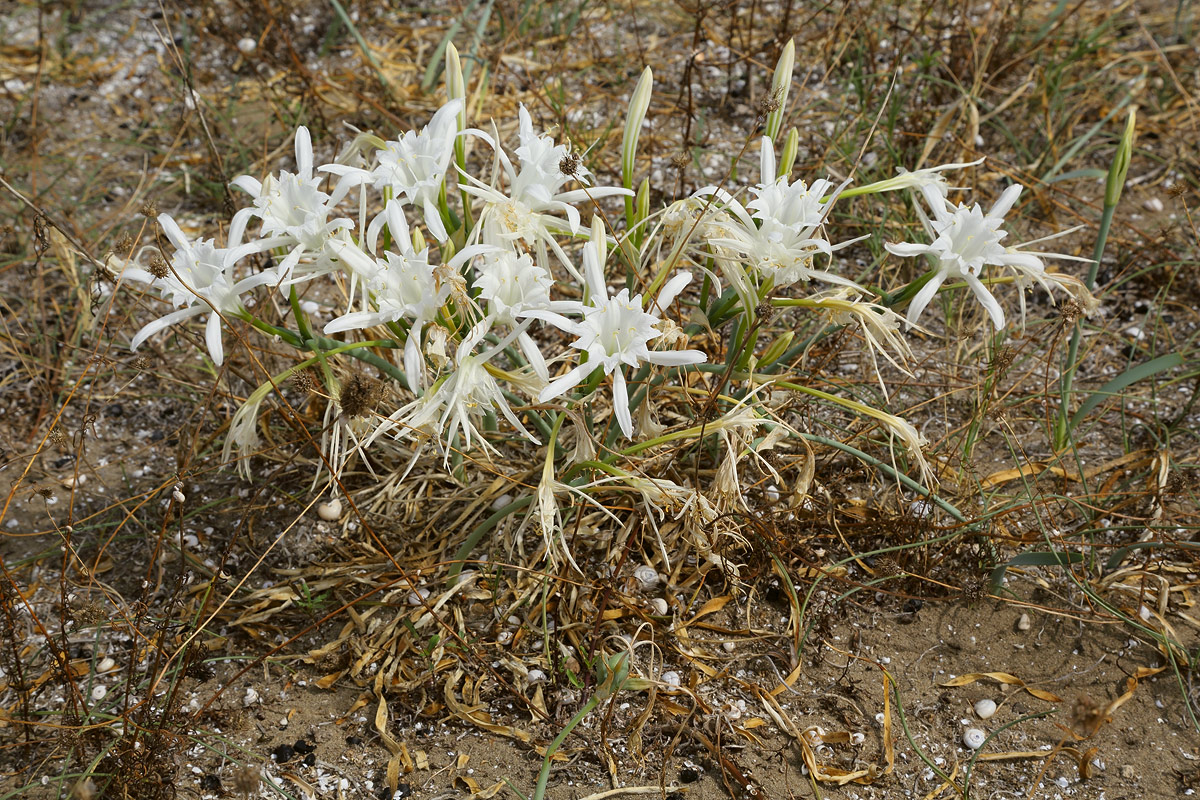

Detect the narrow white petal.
xmin=965 ymin=274 xmax=1006 ymax=329
xmin=906 ymin=274 xmax=945 ymax=328
xmin=989 ymin=184 xmax=1023 ymax=220
xmin=205 ymin=312 xmax=225 ymax=365
xmin=130 ymin=305 xmax=205 ymax=351
xmin=611 ymin=369 xmax=633 ymax=439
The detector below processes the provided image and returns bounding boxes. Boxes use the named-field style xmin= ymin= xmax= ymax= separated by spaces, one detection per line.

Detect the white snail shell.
xmin=661 ymin=670 xmax=681 ymax=688
xmin=974 ymin=699 xmax=997 ymax=720
xmin=647 ymin=598 xmax=669 ymax=616
xmin=317 ymin=498 xmax=343 ymax=521
xmin=633 ymin=565 xmax=660 ymax=591
xmin=963 ymin=728 xmax=987 ymax=749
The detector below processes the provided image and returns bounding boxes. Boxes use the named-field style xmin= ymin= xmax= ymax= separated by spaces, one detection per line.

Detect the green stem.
xmin=1056 ymin=202 xmax=1115 ymax=449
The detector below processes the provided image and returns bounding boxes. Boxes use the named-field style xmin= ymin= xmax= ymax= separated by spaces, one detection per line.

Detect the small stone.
xmin=1119 ymin=764 xmax=1136 ymax=779
xmin=722 ymin=641 xmax=736 ymax=653
xmin=237 ymin=37 xmax=257 ymax=55
xmin=661 ymin=670 xmax=681 ymax=688
xmin=317 ymin=498 xmax=343 ymax=521
xmin=962 ymin=728 xmax=986 ymax=749
xmin=974 ymin=699 xmax=997 ymax=720
xmin=1016 ymin=612 xmax=1031 ymax=631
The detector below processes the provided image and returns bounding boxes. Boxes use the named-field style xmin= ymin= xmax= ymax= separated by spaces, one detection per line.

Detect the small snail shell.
xmin=974 ymin=699 xmax=997 ymax=720
xmin=633 ymin=565 xmax=660 ymax=591
xmin=647 ymin=597 xmax=669 ymax=616
xmin=317 ymin=498 xmax=343 ymax=521
xmin=963 ymin=728 xmax=987 ymax=749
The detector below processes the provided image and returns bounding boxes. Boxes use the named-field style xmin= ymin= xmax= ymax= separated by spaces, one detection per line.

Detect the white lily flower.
xmin=462 ymin=105 xmax=631 ymax=279
xmin=126 ymin=214 xmax=276 ymax=366
xmin=228 ymin=126 xmax=353 ymax=285
xmin=324 ymin=206 xmax=492 ymax=392
xmin=474 ymin=249 xmax=577 ymax=381
xmin=533 ymin=219 xmax=707 ymax=438
xmin=381 ymin=321 xmax=539 ymax=463
xmin=322 ymin=100 xmax=463 ymax=243
xmin=700 ymin=138 xmax=866 ymax=290
xmin=886 ymin=183 xmax=1087 ymax=329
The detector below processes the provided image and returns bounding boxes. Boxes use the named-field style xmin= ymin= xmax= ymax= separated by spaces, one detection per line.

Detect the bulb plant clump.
xmin=115 ymin=42 xmax=1096 ymax=576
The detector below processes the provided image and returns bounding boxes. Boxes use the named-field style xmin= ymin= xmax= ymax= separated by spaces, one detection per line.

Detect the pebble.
xmin=661 ymin=670 xmax=681 ymax=688
xmin=974 ymin=699 xmax=997 ymax=720
xmin=962 ymin=728 xmax=986 ymax=749
xmin=317 ymin=498 xmax=343 ymax=521
xmin=237 ymin=37 xmax=257 ymax=55
xmin=1120 ymin=764 xmax=1136 ymax=779
xmin=1016 ymin=612 xmax=1031 ymax=631
xmin=722 ymin=641 xmax=736 ymax=653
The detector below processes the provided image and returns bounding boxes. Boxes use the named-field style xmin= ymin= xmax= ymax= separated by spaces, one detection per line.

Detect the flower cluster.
xmin=118 ymin=44 xmax=1091 ymax=507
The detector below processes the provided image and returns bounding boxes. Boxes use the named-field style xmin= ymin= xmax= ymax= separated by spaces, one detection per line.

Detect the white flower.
xmin=323 ymin=100 xmax=463 ymax=242
xmin=323 ymin=204 xmax=492 ymax=392
xmin=474 ymin=249 xmax=576 ymax=381
xmin=532 ymin=219 xmax=707 ymax=438
xmin=700 ymin=138 xmax=865 ymax=290
xmin=126 ymin=214 xmax=275 ymax=365
xmin=885 ymin=183 xmax=1086 ymax=329
xmin=462 ymin=105 xmax=631 ymax=279
xmin=384 ymin=321 xmax=539 ymax=462
xmin=228 ymin=126 xmax=353 ymax=284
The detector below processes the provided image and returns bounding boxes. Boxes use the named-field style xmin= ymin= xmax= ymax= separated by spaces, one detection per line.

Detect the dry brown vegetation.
xmin=1 ymin=1 xmax=1199 ymax=799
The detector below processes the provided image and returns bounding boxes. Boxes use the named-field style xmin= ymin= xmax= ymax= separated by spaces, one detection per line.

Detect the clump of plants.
xmin=114 ymin=41 xmax=1105 ymax=580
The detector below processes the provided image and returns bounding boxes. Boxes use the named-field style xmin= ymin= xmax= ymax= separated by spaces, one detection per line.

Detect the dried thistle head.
xmin=48 ymin=426 xmax=67 ymax=447
xmin=337 ymin=373 xmax=385 ymax=419
xmin=140 ymin=200 xmax=158 ymax=218
xmin=757 ymin=91 xmax=782 ymax=119
xmin=990 ymin=346 xmax=1016 ymax=374
xmin=873 ymin=555 xmax=901 ymax=577
xmin=291 ymin=369 xmax=316 ymax=394
xmin=671 ymin=152 xmax=691 ymax=171
xmin=131 ymin=355 xmax=151 ymax=371
xmin=558 ymin=150 xmax=583 ymax=178
xmin=1059 ymin=298 xmax=1084 ymax=326
xmin=147 ymin=254 xmax=169 ymax=280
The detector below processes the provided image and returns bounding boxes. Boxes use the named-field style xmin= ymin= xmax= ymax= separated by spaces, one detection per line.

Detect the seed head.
xmin=140 ymin=200 xmax=158 ymax=218
xmin=148 ymin=254 xmax=169 ymax=280
xmin=291 ymin=369 xmax=317 ymax=394
xmin=671 ymin=152 xmax=691 ymax=170
xmin=337 ymin=373 xmax=385 ymax=419
xmin=558 ymin=150 xmax=583 ymax=178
